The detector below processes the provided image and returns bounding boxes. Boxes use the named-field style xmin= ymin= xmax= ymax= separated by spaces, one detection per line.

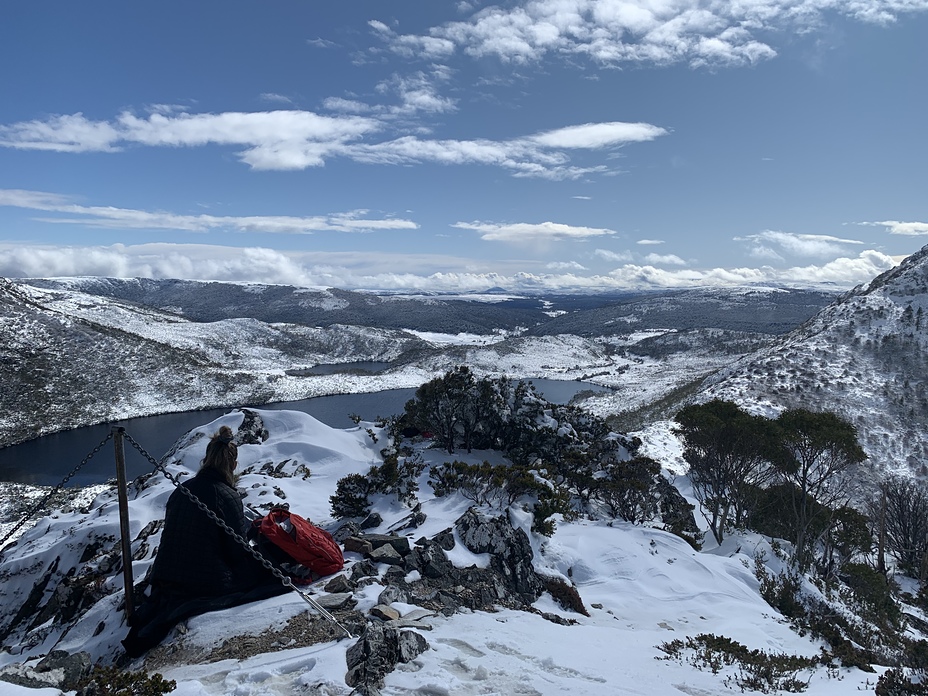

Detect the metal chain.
xmin=0 ymin=431 xmax=114 ymax=551
xmin=122 ymin=431 xmax=354 ymax=639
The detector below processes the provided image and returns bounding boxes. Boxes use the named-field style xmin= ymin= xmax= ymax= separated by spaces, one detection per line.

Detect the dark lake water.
xmin=0 ymin=379 xmax=610 ymax=487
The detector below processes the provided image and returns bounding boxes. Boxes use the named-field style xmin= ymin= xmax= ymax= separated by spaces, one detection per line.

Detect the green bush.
xmin=840 ymin=562 xmax=901 ymax=627
xmin=657 ymin=633 xmax=818 ymax=692
xmin=77 ymin=665 xmax=175 ymax=696
xmin=876 ymin=668 xmax=928 ymax=695
xmin=330 ymin=473 xmax=372 ymax=519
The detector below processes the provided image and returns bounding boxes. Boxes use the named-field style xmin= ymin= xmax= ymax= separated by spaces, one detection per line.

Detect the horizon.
xmin=1 ymin=1 xmax=927 ymax=294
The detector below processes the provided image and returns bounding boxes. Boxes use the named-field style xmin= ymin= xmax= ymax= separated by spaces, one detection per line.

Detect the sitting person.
xmin=122 ymin=425 xmax=289 ymax=658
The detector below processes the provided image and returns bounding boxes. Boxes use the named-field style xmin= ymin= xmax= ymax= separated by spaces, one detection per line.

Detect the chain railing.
xmin=122 ymin=431 xmax=354 ymax=639
xmin=0 ymin=431 xmax=114 ymax=550
xmin=1 ymin=428 xmax=354 ymax=640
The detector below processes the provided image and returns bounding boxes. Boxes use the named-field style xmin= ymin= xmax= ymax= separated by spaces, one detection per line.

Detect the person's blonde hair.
xmin=201 ymin=425 xmax=237 ymax=486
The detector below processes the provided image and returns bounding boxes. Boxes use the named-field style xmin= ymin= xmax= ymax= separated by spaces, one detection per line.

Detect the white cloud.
xmin=546 ymin=260 xmax=588 ymax=270
xmin=415 ymin=0 xmax=928 ymax=69
xmin=572 ymin=195 xmax=592 ymax=200
xmin=594 ymin=248 xmax=633 ymax=263
xmin=260 ymin=93 xmax=294 ymax=105
xmin=643 ymin=253 xmax=686 ymax=266
xmin=636 ymin=239 xmax=664 ymax=245
xmin=0 ymin=189 xmax=418 ymax=234
xmin=368 ymin=19 xmax=456 ymax=60
xmin=531 ymin=121 xmax=667 ymax=148
xmin=376 ymin=68 xmax=458 ymax=116
xmin=0 ymin=243 xmax=897 ymax=292
xmin=0 ymin=108 xmax=664 ymax=179
xmin=858 ymin=220 xmax=928 ymax=236
xmin=737 ymin=229 xmax=864 ymax=258
xmin=453 ymin=220 xmax=617 ymax=241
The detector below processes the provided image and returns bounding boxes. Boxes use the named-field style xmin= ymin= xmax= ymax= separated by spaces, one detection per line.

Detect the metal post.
xmin=113 ymin=427 xmax=134 ymax=623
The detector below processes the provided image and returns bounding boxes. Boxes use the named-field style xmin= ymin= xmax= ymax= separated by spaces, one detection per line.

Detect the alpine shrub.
xmin=330 ymin=474 xmax=372 ymax=519
xmin=76 ymin=665 xmax=175 ymax=695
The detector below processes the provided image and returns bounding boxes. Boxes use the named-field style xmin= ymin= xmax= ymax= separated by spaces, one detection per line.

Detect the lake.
xmin=0 ymin=378 xmax=611 ymax=487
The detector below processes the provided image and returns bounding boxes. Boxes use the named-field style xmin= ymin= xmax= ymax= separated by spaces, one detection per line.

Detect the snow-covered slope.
xmin=1 ymin=278 xmax=791 ymax=449
xmin=0 ymin=409 xmax=886 ymax=695
xmin=691 ymin=243 xmax=928 ymax=483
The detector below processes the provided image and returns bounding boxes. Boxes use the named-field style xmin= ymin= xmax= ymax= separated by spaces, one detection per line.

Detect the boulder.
xmin=368 ymin=544 xmax=403 ymax=566
xmin=345 ymin=622 xmax=430 ymax=692
xmin=454 ymin=509 xmax=543 ymax=603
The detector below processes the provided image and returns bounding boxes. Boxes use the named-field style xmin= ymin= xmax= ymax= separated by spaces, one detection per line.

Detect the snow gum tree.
xmin=770 ymin=408 xmax=866 ymax=571
xmin=674 ymin=400 xmax=776 ymax=545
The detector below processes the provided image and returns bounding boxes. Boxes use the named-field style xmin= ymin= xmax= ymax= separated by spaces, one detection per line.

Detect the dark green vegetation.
xmin=331 ymin=367 xmax=680 ymax=539
xmin=674 ymin=400 xmax=867 ymax=571
xmin=675 ymin=399 xmax=928 ymax=691
xmin=76 ymin=665 xmax=175 ymax=695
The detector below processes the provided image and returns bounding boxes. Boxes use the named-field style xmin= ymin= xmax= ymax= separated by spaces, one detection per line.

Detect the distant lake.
xmin=0 ymin=379 xmax=610 ymax=487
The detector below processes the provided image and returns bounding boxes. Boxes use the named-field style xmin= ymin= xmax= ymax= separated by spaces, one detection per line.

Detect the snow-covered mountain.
xmin=691 ymin=244 xmax=928 ymax=483
xmin=1 ymin=277 xmax=832 ymax=449
xmin=0 ymin=408 xmax=907 ymax=695
xmin=0 ymin=279 xmax=428 ymax=446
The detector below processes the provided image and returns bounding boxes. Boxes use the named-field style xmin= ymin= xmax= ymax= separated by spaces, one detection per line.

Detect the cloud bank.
xmin=0 ymin=242 xmax=897 ymax=293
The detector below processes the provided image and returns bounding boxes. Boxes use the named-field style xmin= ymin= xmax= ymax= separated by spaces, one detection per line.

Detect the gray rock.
xmin=344 ymin=536 xmax=374 ymax=556
xmin=334 ymin=521 xmax=362 ymax=544
xmin=397 ymin=630 xmax=429 ymax=662
xmin=360 ymin=512 xmax=383 ymax=530
xmin=369 ymin=544 xmax=403 ymax=566
xmin=370 ymin=604 xmax=401 ymax=621
xmin=377 ymin=585 xmax=408 ymax=606
xmin=454 ymin=509 xmax=543 ymax=604
xmin=408 ymin=540 xmax=454 ymax=579
xmin=324 ymin=574 xmax=354 ymax=594
xmin=350 ymin=560 xmax=379 ymax=581
xmin=314 ymin=593 xmax=355 ymax=610
xmin=362 ymin=534 xmax=411 ymax=556
xmin=345 ymin=622 xmax=431 ymax=692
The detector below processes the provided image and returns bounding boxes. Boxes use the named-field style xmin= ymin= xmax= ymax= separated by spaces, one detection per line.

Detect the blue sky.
xmin=1 ymin=0 xmax=926 ymax=293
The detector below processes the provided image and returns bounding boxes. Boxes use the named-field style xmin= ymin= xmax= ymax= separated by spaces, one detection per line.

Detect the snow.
xmin=0 ymin=409 xmax=890 ymax=695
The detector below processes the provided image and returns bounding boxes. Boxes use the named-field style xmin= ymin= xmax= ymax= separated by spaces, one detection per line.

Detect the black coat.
xmin=150 ymin=467 xmax=270 ymax=597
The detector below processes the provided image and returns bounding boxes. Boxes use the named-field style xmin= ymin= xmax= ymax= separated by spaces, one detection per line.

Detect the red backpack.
xmin=257 ymin=508 xmax=344 ymax=582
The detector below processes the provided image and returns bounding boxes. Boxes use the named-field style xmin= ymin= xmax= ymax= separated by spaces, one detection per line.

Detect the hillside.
xmin=0 ymin=409 xmax=904 ymax=695
xmin=1 ymin=278 xmax=829 ymax=449
xmin=22 ymin=277 xmax=551 ymax=334
xmin=688 ymin=244 xmax=928 ymax=484
xmin=527 ymin=287 xmax=836 ymax=337
xmin=0 ymin=279 xmax=427 ymax=447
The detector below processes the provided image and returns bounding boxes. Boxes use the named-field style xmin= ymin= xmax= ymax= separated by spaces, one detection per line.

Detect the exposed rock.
xmin=360 ymin=512 xmax=383 ymax=530
xmin=382 ymin=565 xmax=407 ymax=585
xmin=345 ymin=622 xmax=429 ymax=692
xmin=350 ymin=560 xmax=379 ymax=581
xmin=236 ymin=409 xmax=270 ymax=445
xmin=36 ymin=649 xmax=92 ymax=691
xmin=370 ymin=604 xmax=401 ymax=621
xmin=454 ymin=509 xmax=543 ymax=604
xmin=333 ymin=521 xmax=362 ymax=544
xmin=432 ymin=527 xmax=455 ymax=551
xmin=344 ymin=536 xmax=374 ymax=556
xmin=362 ymin=534 xmax=411 ymax=557
xmin=314 ymin=593 xmax=355 ymax=611
xmin=377 ymin=585 xmax=409 ymax=605
xmin=406 ymin=539 xmax=455 ymax=579
xmin=324 ymin=574 xmax=354 ymax=594
xmin=397 ymin=630 xmax=429 ymax=662
xmin=369 ymin=544 xmax=403 ymax=566
xmin=386 ymin=505 xmax=426 ymax=534
xmin=0 ymin=649 xmax=92 ymax=692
